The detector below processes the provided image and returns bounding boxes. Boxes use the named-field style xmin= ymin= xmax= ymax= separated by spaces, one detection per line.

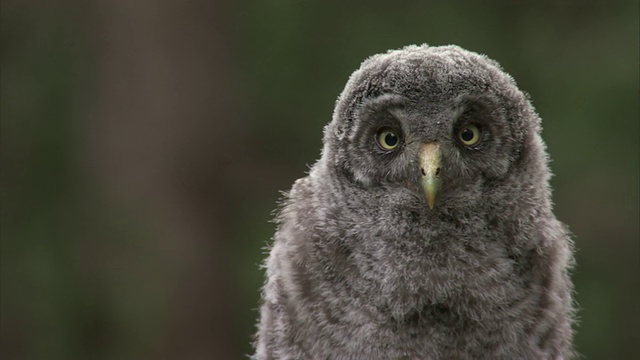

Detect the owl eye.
xmin=457 ymin=124 xmax=482 ymax=146
xmin=376 ymin=127 xmax=400 ymax=151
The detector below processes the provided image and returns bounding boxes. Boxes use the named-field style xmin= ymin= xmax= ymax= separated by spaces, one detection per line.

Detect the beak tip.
xmin=427 ymin=197 xmax=435 ymax=210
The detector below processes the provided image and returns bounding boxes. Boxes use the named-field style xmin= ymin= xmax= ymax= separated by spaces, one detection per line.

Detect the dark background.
xmin=2 ymin=1 xmax=638 ymax=359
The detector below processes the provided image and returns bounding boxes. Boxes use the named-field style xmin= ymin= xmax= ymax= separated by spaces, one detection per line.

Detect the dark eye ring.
xmin=375 ymin=127 xmax=400 ymax=151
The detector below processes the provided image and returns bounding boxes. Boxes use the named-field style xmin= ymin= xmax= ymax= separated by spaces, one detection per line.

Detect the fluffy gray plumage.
xmin=253 ymin=44 xmax=575 ymax=359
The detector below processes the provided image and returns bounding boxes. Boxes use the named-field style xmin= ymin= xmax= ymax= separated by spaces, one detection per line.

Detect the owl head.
xmin=320 ymin=44 xmax=550 ymax=218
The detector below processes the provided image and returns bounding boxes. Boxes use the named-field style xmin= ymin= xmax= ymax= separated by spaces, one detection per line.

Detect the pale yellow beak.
xmin=419 ymin=143 xmax=441 ymax=209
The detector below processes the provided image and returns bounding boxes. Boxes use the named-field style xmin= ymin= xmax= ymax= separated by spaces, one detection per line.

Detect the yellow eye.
xmin=376 ymin=127 xmax=400 ymax=150
xmin=458 ymin=124 xmax=482 ymax=146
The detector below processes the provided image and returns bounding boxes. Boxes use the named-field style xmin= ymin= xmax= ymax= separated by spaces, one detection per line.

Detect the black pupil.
xmin=461 ymin=128 xmax=474 ymax=142
xmin=384 ymin=132 xmax=398 ymax=147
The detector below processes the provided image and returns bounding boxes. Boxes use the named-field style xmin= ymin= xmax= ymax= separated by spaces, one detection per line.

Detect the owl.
xmin=253 ymin=45 xmax=575 ymax=359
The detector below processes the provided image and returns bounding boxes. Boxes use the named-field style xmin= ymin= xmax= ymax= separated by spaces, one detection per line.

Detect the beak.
xmin=419 ymin=143 xmax=441 ymax=209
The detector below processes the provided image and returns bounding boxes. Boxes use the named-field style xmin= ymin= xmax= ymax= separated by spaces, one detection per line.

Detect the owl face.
xmin=349 ymin=94 xmax=516 ymax=209
xmin=323 ymin=45 xmax=536 ymax=215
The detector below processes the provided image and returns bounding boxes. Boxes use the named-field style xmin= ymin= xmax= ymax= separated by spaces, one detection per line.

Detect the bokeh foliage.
xmin=2 ymin=1 xmax=638 ymax=359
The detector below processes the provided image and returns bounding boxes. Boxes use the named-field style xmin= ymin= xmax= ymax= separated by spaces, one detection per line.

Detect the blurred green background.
xmin=1 ymin=1 xmax=638 ymax=359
